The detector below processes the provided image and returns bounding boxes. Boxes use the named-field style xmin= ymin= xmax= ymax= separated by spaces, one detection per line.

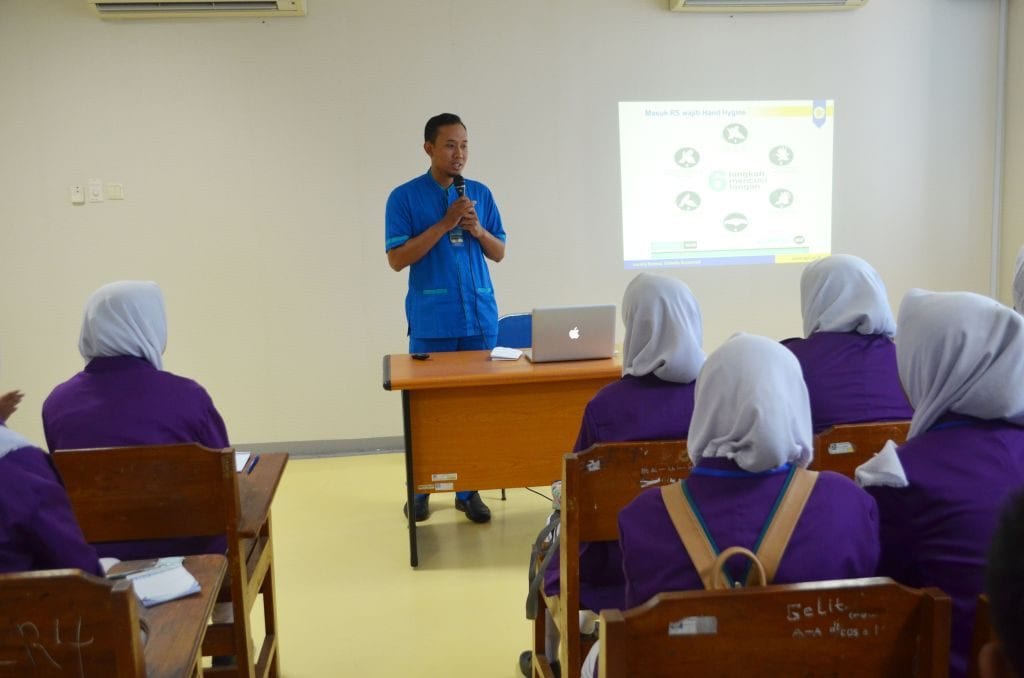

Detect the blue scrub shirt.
xmin=386 ymin=171 xmax=506 ymax=339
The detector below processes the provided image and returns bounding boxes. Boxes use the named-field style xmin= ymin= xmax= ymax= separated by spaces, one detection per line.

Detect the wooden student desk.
xmin=238 ymin=452 xmax=289 ymax=538
xmin=0 ymin=554 xmax=225 ymax=678
xmin=383 ymin=350 xmax=622 ymax=566
xmin=138 ymin=554 xmax=227 ymax=678
xmin=217 ymin=451 xmax=288 ymax=678
xmin=51 ymin=447 xmax=289 ymax=678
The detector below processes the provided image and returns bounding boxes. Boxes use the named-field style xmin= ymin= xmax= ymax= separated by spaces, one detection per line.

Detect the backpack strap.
xmin=659 ymin=482 xmax=725 ymax=590
xmin=747 ymin=467 xmax=819 ymax=586
xmin=661 ymin=467 xmax=820 ymax=589
xmin=525 ymin=512 xmax=560 ymax=619
xmin=713 ymin=546 xmax=766 ymax=590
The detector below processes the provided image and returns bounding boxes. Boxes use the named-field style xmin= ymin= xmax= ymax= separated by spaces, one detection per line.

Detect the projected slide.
xmin=619 ymin=99 xmax=834 ymax=269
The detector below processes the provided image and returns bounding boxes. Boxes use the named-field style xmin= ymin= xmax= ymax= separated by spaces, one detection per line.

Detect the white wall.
xmin=0 ymin=0 xmax=1002 ymax=447
xmin=1001 ymin=0 xmax=1024 ymax=301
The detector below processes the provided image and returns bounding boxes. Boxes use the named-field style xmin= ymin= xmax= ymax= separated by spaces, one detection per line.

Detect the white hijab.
xmin=621 ymin=273 xmax=705 ymax=384
xmin=688 ymin=333 xmax=813 ymax=473
xmin=78 ymin=281 xmax=167 ymax=370
xmin=1013 ymin=245 xmax=1024 ymax=313
xmin=0 ymin=351 xmax=33 ymax=459
xmin=897 ymin=288 xmax=1024 ymax=438
xmin=800 ymin=254 xmax=896 ymax=337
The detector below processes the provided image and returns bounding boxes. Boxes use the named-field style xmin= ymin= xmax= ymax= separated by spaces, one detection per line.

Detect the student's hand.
xmin=0 ymin=390 xmax=24 ymax=424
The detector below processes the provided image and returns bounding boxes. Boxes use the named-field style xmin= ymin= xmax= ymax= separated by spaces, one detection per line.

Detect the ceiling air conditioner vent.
xmin=670 ymin=0 xmax=866 ymax=12
xmin=87 ymin=0 xmax=305 ymax=19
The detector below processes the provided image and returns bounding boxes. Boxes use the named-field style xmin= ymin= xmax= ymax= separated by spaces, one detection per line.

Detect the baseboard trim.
xmin=234 ymin=436 xmax=404 ymax=459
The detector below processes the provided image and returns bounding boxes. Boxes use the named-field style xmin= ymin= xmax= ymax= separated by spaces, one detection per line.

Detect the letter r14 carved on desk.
xmin=0 ymin=617 xmax=93 ymax=675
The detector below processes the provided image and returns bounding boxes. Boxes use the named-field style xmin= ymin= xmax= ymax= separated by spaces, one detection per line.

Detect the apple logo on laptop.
xmin=569 ymin=326 xmax=581 ymax=340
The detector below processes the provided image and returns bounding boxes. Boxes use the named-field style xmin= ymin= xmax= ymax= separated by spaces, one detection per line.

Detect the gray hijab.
xmin=79 ymin=281 xmax=167 ymax=370
xmin=621 ymin=273 xmax=705 ymax=384
xmin=897 ymin=289 xmax=1024 ymax=438
xmin=687 ymin=333 xmax=813 ymax=473
xmin=800 ymin=254 xmax=896 ymax=337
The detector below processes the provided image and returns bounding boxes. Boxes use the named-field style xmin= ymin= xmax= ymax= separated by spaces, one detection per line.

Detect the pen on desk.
xmin=106 ymin=559 xmax=159 ymax=579
xmin=247 ymin=455 xmax=260 ymax=474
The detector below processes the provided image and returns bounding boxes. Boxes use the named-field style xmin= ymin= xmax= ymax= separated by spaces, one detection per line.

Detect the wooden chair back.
xmin=811 ymin=420 xmax=911 ymax=479
xmin=539 ymin=440 xmax=689 ymax=678
xmin=53 ymin=443 xmax=238 ymax=543
xmin=0 ymin=569 xmax=144 ymax=676
xmin=599 ymin=577 xmax=951 ymax=678
xmin=52 ymin=444 xmax=270 ymax=678
xmin=969 ymin=594 xmax=995 ymax=678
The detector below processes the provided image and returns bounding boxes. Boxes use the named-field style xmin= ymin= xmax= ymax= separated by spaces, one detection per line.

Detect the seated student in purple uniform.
xmin=579 ymin=334 xmax=880 ymax=677
xmin=783 ymin=254 xmax=912 ymax=432
xmin=42 ymin=281 xmax=229 ymax=561
xmin=0 ymin=353 xmax=101 ymax=575
xmin=979 ymin=491 xmax=1024 ymax=678
xmin=521 ymin=273 xmax=705 ymax=677
xmin=856 ymin=289 xmax=1024 ymax=678
xmin=570 ymin=273 xmax=705 ymax=452
xmin=618 ymin=333 xmax=880 ymax=608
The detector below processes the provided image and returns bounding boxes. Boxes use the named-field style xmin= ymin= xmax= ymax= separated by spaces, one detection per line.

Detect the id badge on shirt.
xmin=449 ymin=227 xmax=465 ymax=247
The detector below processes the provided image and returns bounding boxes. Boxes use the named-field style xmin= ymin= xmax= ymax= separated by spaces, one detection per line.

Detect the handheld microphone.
xmin=450 ymin=175 xmax=466 ymax=243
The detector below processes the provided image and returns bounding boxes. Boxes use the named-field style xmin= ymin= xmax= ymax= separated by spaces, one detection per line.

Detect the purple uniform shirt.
xmin=867 ymin=417 xmax=1024 ymax=678
xmin=0 ymin=445 xmax=102 ymax=575
xmin=544 ymin=374 xmax=696 ymax=612
xmin=42 ymin=355 xmax=230 ymax=560
xmin=620 ymin=457 xmax=880 ymax=609
xmin=783 ymin=332 xmax=913 ymax=433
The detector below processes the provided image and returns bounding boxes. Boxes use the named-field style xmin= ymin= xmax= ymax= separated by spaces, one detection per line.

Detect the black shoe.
xmin=518 ymin=650 xmax=531 ymax=677
xmin=518 ymin=650 xmax=560 ymax=678
xmin=455 ymin=491 xmax=491 ymax=523
xmin=403 ymin=494 xmax=430 ymax=522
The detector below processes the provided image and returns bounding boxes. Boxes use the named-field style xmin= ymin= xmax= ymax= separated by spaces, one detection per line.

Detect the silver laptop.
xmin=524 ymin=304 xmax=616 ymax=363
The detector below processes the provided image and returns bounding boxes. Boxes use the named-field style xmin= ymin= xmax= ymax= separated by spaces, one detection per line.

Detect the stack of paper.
xmin=490 ymin=346 xmax=523 ymax=361
xmin=126 ymin=557 xmax=201 ymax=608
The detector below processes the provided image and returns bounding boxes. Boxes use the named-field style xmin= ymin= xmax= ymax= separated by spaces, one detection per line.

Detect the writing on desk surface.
xmin=0 ymin=617 xmax=94 ymax=675
xmin=786 ymin=596 xmax=884 ymax=639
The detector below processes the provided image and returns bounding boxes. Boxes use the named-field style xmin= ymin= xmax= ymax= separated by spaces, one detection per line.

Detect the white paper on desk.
xmin=235 ymin=451 xmax=251 ymax=472
xmin=129 ymin=558 xmax=200 ymax=608
xmin=490 ymin=346 xmax=523 ymax=360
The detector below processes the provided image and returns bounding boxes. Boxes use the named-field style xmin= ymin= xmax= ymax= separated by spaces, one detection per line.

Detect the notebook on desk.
xmin=523 ymin=304 xmax=616 ymax=363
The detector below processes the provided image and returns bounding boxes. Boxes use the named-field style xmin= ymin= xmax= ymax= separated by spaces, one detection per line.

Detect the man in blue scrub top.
xmin=386 ymin=113 xmax=507 ymax=524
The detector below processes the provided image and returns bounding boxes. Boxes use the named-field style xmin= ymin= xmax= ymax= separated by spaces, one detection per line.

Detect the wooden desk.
xmin=0 ymin=555 xmax=225 ymax=678
xmin=52 ymin=446 xmax=289 ymax=678
xmin=217 ymin=451 xmax=288 ymax=678
xmin=237 ymin=453 xmax=289 ymax=538
xmin=140 ymin=554 xmax=227 ymax=678
xmin=384 ymin=350 xmax=622 ymax=566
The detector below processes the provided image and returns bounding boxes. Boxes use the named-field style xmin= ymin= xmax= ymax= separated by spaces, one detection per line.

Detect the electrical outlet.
xmin=88 ymin=179 xmax=103 ymax=203
xmin=70 ymin=186 xmax=85 ymax=205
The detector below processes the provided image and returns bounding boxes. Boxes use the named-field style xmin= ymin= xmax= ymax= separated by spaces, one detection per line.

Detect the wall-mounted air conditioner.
xmin=87 ymin=0 xmax=305 ymax=19
xmin=670 ymin=0 xmax=867 ymax=11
